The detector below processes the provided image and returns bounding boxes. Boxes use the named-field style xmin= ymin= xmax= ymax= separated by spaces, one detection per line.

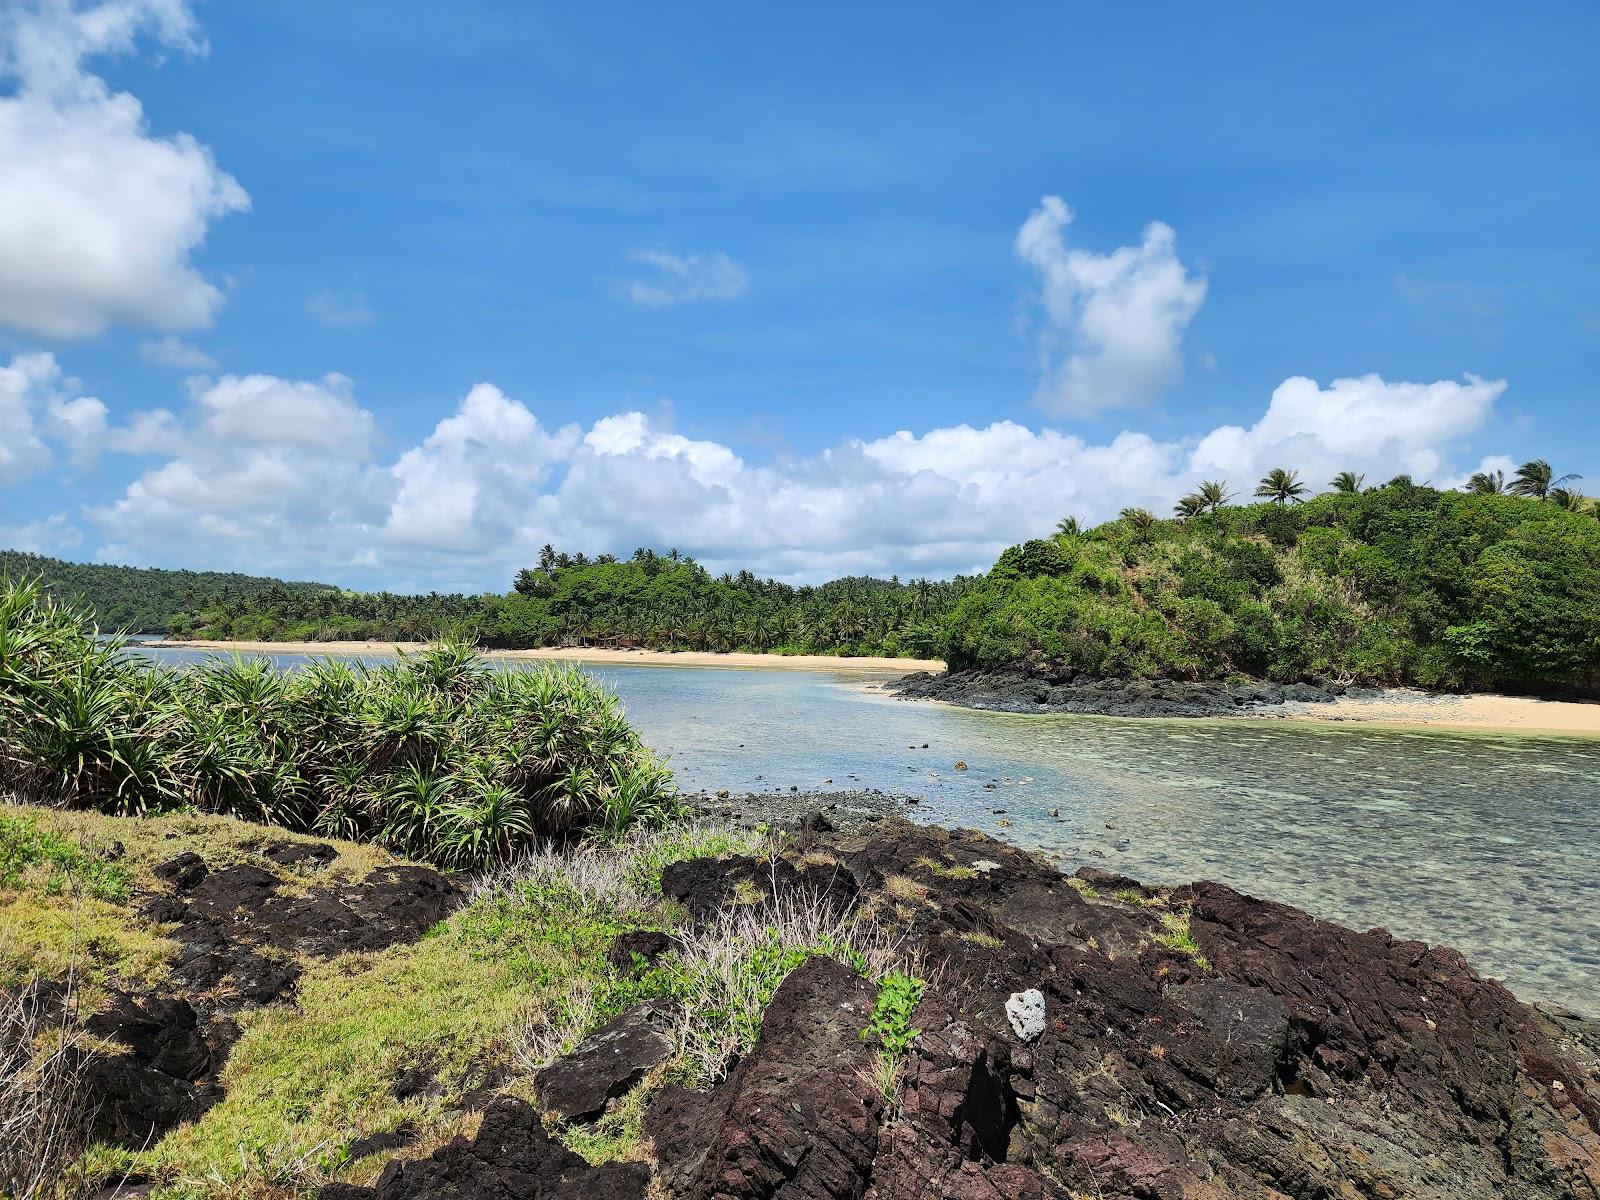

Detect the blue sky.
xmin=1 ymin=1 xmax=1595 ymax=590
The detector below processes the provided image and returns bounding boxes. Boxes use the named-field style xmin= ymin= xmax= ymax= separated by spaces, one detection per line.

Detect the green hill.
xmin=943 ymin=482 xmax=1600 ymax=696
xmin=0 ymin=551 xmax=337 ymax=634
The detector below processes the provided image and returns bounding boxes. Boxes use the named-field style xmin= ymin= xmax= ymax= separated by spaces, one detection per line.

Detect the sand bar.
xmin=1268 ymin=689 xmax=1600 ymax=738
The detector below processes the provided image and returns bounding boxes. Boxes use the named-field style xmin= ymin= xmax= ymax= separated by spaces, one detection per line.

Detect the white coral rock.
xmin=1006 ymin=988 xmax=1045 ymax=1042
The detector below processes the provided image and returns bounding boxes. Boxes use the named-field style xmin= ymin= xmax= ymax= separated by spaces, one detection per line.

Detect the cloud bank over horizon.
xmin=2 ymin=350 xmax=1507 ymax=589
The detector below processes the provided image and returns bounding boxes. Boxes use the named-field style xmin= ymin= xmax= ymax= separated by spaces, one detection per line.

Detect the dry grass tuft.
xmin=0 ymin=974 xmax=91 ymax=1200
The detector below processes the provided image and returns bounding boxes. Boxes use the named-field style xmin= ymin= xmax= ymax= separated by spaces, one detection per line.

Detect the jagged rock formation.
xmin=625 ymin=822 xmax=1598 ymax=1197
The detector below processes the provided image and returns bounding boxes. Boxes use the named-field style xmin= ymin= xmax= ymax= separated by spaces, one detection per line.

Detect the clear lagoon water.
xmin=135 ymin=646 xmax=1600 ymax=1016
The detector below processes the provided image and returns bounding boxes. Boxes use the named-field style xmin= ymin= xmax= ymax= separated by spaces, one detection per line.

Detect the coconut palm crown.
xmin=1255 ymin=468 xmax=1308 ymax=505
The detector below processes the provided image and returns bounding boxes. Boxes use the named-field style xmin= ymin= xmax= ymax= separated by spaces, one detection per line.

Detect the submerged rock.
xmin=891 ymin=667 xmax=1346 ymax=717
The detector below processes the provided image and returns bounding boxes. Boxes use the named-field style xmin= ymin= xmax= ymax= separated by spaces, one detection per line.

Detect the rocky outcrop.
xmin=647 ymin=957 xmax=885 ymax=1199
xmin=145 ymin=815 xmax=1588 ymax=1200
xmin=890 ymin=667 xmax=1345 ymax=717
xmin=536 ymin=999 xmax=678 ymax=1123
xmin=635 ymin=820 xmax=1600 ymax=1198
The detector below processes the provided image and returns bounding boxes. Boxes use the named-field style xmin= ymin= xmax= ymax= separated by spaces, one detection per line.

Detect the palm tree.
xmin=1329 ymin=470 xmax=1364 ymax=494
xmin=1173 ymin=494 xmax=1206 ymax=521
xmin=1254 ymin=468 xmax=1307 ymax=505
xmin=1196 ymin=480 xmax=1231 ymax=513
xmin=1509 ymin=459 xmax=1581 ymax=501
xmin=1054 ymin=516 xmax=1082 ymax=538
xmin=1119 ymin=507 xmax=1157 ymax=539
xmin=1465 ymin=469 xmax=1506 ymax=495
xmin=1548 ymin=487 xmax=1593 ymax=513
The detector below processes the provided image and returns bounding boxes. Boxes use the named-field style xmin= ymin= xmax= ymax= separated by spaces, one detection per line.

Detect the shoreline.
xmin=145 ymin=638 xmax=942 ymax=677
xmin=1260 ymin=689 xmax=1600 ymax=738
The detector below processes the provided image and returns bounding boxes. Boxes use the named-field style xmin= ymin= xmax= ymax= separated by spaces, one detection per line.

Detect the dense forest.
xmin=948 ymin=467 xmax=1600 ymax=695
xmin=0 ymin=551 xmax=335 ymax=634
xmin=165 ymin=549 xmax=976 ymax=658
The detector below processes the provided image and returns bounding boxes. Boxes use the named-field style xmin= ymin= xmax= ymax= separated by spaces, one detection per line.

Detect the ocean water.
xmin=135 ymin=646 xmax=1600 ymax=1016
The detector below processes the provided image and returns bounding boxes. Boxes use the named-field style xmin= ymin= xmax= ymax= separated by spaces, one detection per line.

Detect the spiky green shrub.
xmin=0 ymin=580 xmax=678 ymax=867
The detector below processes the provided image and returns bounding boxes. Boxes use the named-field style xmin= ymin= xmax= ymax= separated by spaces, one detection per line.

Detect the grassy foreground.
xmin=0 ymin=581 xmax=676 ymax=868
xmin=0 ymin=801 xmax=926 ymax=1199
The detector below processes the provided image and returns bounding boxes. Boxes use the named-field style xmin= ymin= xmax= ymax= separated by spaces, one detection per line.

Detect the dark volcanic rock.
xmin=637 ymin=820 xmax=1600 ymax=1200
xmin=82 ymin=995 xmax=217 ymax=1147
xmin=257 ymin=839 xmax=339 ymax=868
xmin=535 ymin=998 xmax=678 ymax=1123
xmin=82 ymin=851 xmax=458 ymax=1149
xmin=890 ymin=667 xmax=1345 ymax=717
xmin=661 ymin=853 xmax=858 ymax=924
xmin=322 ymin=1096 xmax=649 ymax=1199
xmin=606 ymin=928 xmax=682 ymax=971
xmin=647 ymin=956 xmax=883 ymax=1198
xmin=152 ymin=850 xmax=207 ymax=892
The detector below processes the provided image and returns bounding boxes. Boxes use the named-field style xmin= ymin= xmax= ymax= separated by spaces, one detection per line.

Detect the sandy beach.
xmin=148 ymin=640 xmax=942 ymax=678
xmin=1269 ymin=689 xmax=1600 ymax=738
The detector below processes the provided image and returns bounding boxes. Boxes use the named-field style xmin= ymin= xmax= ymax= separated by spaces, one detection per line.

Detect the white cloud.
xmin=139 ymin=336 xmax=216 ymax=369
xmin=1016 ymin=196 xmax=1206 ymax=417
xmin=69 ymin=368 xmax=1509 ymax=586
xmin=1190 ymin=373 xmax=1506 ymax=488
xmin=383 ymin=383 xmax=579 ymax=549
xmin=89 ymin=371 xmax=390 ymax=563
xmin=0 ymin=349 xmax=180 ymax=482
xmin=0 ymin=0 xmax=248 ymax=338
xmin=622 ymin=250 xmax=749 ymax=307
xmin=307 ymin=291 xmax=374 ymax=328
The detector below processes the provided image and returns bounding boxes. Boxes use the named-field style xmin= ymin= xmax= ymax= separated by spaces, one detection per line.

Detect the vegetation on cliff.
xmin=0 ymin=582 xmax=676 ymax=867
xmin=946 ymin=477 xmax=1600 ymax=695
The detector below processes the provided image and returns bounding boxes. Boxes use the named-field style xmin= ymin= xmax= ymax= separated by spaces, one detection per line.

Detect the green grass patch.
xmin=0 ymin=808 xmax=130 ymax=902
xmin=1154 ymin=911 xmax=1212 ymax=971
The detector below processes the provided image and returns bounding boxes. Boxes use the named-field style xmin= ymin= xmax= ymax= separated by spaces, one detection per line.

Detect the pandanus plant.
xmin=0 ymin=578 xmax=678 ymax=867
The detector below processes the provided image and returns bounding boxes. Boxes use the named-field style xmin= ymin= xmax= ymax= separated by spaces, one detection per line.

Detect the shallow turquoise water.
xmin=136 ymin=647 xmax=1600 ymax=1015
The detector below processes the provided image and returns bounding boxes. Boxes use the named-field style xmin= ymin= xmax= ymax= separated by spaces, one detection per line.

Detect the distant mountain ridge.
xmin=0 ymin=551 xmax=336 ymax=633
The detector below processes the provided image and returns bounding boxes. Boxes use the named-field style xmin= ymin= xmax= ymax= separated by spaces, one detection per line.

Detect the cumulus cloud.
xmin=1016 ymin=196 xmax=1206 ymax=417
xmin=0 ymin=0 xmax=249 ymax=338
xmin=0 ymin=511 xmax=81 ymax=556
xmin=0 ymin=352 xmax=60 ymax=485
xmin=90 ymin=371 xmax=390 ymax=562
xmin=139 ymin=335 xmax=216 ymax=369
xmin=622 ymin=250 xmax=749 ymax=307
xmin=1190 ymin=373 xmax=1506 ymax=487
xmin=0 ymin=349 xmax=179 ymax=481
xmin=61 ymin=367 xmax=1508 ymax=587
xmin=383 ymin=383 xmax=579 ymax=550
